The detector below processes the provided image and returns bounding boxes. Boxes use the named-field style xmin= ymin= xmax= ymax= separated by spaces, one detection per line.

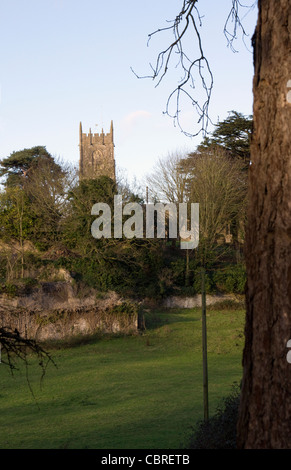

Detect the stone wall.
xmin=0 ymin=284 xmax=138 ymax=342
xmin=162 ymin=293 xmax=245 ymax=309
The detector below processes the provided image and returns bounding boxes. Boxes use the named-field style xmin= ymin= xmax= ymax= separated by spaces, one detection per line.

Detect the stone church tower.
xmin=79 ymin=120 xmax=115 ymax=180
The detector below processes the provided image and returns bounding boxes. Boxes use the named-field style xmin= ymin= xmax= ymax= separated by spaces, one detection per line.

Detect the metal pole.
xmin=201 ymin=267 xmax=209 ymax=421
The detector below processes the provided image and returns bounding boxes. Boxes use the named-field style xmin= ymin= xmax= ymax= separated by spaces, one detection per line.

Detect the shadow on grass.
xmin=141 ymin=309 xmax=200 ymax=330
xmin=40 ymin=331 xmax=132 ymax=351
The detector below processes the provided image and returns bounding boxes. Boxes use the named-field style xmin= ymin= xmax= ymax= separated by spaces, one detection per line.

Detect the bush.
xmin=187 ymin=384 xmax=240 ymax=449
xmin=0 ymin=256 xmax=6 ymax=279
xmin=213 ymin=264 xmax=246 ymax=294
xmin=193 ymin=270 xmax=216 ymax=294
xmin=0 ymin=281 xmax=17 ymax=297
xmin=170 ymin=259 xmax=186 ymax=286
xmin=111 ymin=301 xmax=138 ymax=315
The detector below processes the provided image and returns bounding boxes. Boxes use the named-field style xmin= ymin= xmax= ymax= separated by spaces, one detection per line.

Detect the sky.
xmin=0 ymin=0 xmax=258 ymax=187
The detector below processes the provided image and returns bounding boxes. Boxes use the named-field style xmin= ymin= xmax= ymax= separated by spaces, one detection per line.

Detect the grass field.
xmin=0 ymin=307 xmax=245 ymax=449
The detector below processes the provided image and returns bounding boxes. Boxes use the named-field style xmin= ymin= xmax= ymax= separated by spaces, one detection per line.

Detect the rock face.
xmin=0 ymin=283 xmax=138 ymax=341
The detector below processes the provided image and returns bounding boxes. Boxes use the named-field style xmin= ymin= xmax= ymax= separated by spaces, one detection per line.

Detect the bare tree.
xmin=115 ymin=165 xmax=144 ymax=203
xmin=182 ymin=148 xmax=247 ymax=264
xmin=146 ymin=151 xmax=189 ymax=203
xmin=147 ymin=148 xmax=246 ymax=249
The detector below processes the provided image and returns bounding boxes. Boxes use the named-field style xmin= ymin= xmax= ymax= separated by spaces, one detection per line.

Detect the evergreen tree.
xmin=197 ymin=111 xmax=253 ymax=166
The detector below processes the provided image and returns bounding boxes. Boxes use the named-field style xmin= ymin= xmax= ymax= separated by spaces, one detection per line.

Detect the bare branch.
xmin=0 ymin=324 xmax=56 ymax=382
xmin=134 ymin=0 xmax=213 ymax=137
xmin=132 ymin=0 xmax=257 ymax=137
xmin=224 ymin=0 xmax=257 ymax=52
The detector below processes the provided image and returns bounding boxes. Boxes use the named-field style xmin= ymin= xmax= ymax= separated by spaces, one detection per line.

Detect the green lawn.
xmin=0 ymin=308 xmax=245 ymax=449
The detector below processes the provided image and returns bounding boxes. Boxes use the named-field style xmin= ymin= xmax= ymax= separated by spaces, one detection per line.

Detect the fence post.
xmin=201 ymin=267 xmax=209 ymax=421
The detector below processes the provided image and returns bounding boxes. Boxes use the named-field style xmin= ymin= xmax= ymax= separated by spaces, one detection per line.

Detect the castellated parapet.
xmin=79 ymin=120 xmax=115 ymax=181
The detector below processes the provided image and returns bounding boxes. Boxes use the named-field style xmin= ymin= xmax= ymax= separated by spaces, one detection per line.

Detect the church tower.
xmin=79 ymin=120 xmax=115 ymax=180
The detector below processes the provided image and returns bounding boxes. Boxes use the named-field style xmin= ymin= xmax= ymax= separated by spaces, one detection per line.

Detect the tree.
xmin=142 ymin=0 xmax=291 ymax=448
xmin=0 ymin=186 xmax=34 ymax=278
xmin=197 ymin=111 xmax=253 ymax=166
xmin=236 ymin=0 xmax=291 ymax=449
xmin=64 ymin=175 xmax=117 ymax=255
xmin=181 ymin=148 xmax=247 ymax=265
xmin=147 ymin=147 xmax=247 ymax=259
xmin=62 ymin=175 xmax=165 ymax=297
xmin=146 ymin=147 xmax=246 ymax=296
xmin=181 ymin=148 xmax=246 ymax=421
xmin=0 ymin=149 xmax=75 ymax=251
xmin=23 ymin=156 xmax=76 ymax=248
xmin=0 ymin=146 xmax=54 ymax=187
xmin=115 ymin=166 xmax=144 ymax=204
xmin=146 ymin=151 xmax=189 ymax=203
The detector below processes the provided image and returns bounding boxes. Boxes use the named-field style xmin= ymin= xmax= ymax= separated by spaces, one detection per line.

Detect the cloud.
xmin=121 ymin=110 xmax=151 ymax=133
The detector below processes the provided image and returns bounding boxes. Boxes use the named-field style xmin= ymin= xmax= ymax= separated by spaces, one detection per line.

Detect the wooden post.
xmin=201 ymin=267 xmax=209 ymax=421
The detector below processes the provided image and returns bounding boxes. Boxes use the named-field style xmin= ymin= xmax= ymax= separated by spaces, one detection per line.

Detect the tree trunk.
xmin=237 ymin=0 xmax=291 ymax=448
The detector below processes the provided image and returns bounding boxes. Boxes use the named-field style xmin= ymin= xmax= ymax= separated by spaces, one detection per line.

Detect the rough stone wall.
xmin=0 ymin=305 xmax=138 ymax=341
xmin=0 ymin=285 xmax=138 ymax=341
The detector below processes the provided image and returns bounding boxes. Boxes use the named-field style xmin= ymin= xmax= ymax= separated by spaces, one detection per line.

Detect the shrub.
xmin=187 ymin=384 xmax=240 ymax=449
xmin=111 ymin=301 xmax=137 ymax=315
xmin=193 ymin=270 xmax=216 ymax=294
xmin=170 ymin=259 xmax=186 ymax=286
xmin=213 ymin=264 xmax=246 ymax=294
xmin=0 ymin=282 xmax=17 ymax=297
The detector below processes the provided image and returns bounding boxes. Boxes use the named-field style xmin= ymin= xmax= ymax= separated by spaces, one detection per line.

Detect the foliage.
xmin=0 ymin=282 xmax=17 ymax=297
xmin=0 ymin=186 xmax=35 ymax=241
xmin=145 ymin=144 xmax=247 ymax=274
xmin=192 ymin=270 xmax=215 ymax=294
xmin=63 ymin=175 xmax=117 ymax=252
xmin=198 ymin=111 xmax=253 ymax=165
xmin=181 ymin=148 xmax=247 ymax=264
xmin=110 ymin=301 xmax=138 ymax=315
xmin=0 ymin=146 xmax=57 ymax=187
xmin=213 ymin=264 xmax=246 ymax=294
xmin=0 ymin=144 xmax=247 ymax=298
xmin=188 ymin=383 xmax=240 ymax=449
xmin=0 ymin=148 xmax=76 ymax=251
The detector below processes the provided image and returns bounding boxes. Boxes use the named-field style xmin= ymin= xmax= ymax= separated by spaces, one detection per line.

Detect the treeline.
xmin=0 ymin=112 xmax=251 ymax=299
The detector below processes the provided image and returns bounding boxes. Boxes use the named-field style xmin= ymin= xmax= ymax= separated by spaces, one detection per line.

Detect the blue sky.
xmin=0 ymin=0 xmax=257 ymax=183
